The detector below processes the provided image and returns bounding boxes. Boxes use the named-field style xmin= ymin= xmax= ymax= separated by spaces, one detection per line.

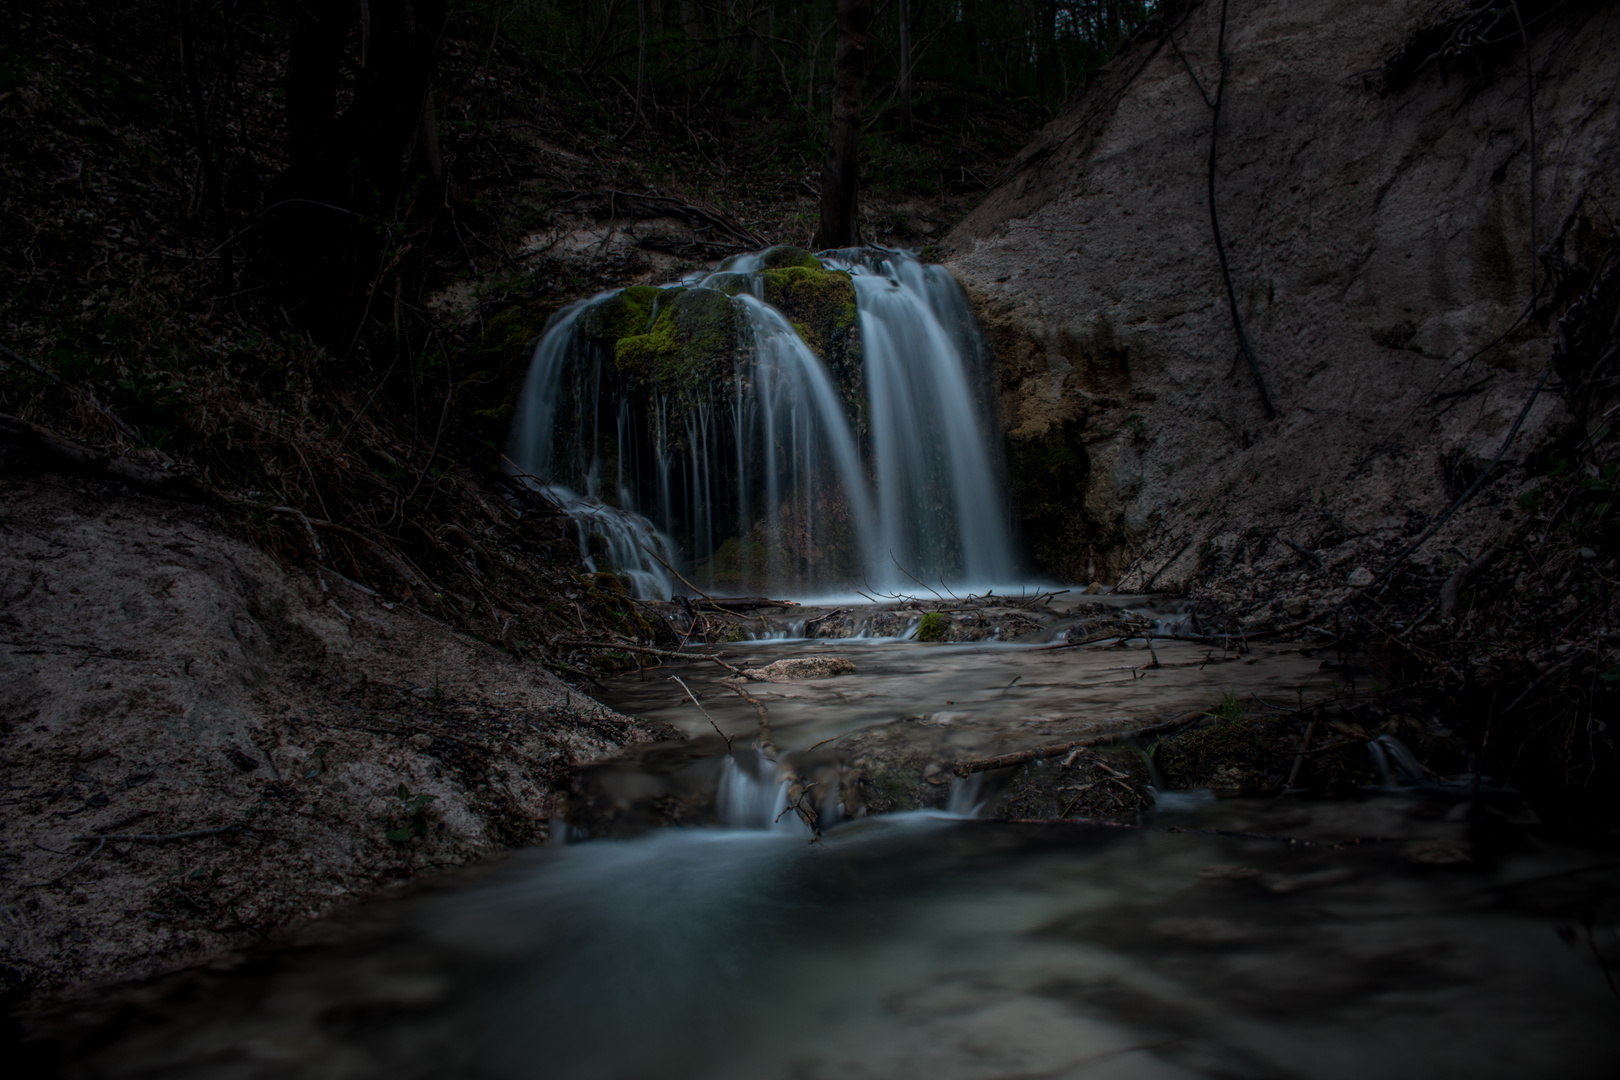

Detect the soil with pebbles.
xmin=0 ymin=473 xmax=673 ymax=996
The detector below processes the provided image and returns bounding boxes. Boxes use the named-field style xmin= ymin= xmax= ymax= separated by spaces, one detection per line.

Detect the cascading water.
xmin=826 ymin=249 xmax=1016 ymax=586
xmin=507 ymin=299 xmax=676 ymax=597
xmin=505 ymin=246 xmax=1016 ymax=597
xmin=715 ymin=749 xmax=811 ymax=833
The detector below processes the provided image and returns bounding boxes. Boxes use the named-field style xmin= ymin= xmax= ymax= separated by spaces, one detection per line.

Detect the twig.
xmin=0 ymin=343 xmax=142 ymax=442
xmin=1372 ymin=355 xmax=1553 ymax=587
xmin=890 ymin=551 xmax=947 ymax=603
xmin=1206 ymin=0 xmax=1276 ymax=418
xmin=669 ymin=674 xmax=732 ymax=754
xmin=804 ymin=730 xmax=851 ymax=752
xmin=1282 ymin=537 xmax=1323 ymax=566
xmin=45 ymin=836 xmax=105 ymax=885
xmin=555 ymin=638 xmax=754 ymax=679
xmin=640 ymin=542 xmax=713 ymax=601
xmin=73 ymin=825 xmax=247 ymax=844
xmin=0 ymin=414 xmax=209 ymax=501
xmin=272 ymin=506 xmax=323 ymax=560
xmin=1284 ymin=717 xmax=1318 ymax=789
xmin=720 ymin=680 xmax=773 ymax=745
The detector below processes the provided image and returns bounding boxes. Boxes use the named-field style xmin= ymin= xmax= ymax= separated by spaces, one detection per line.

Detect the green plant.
xmin=1206 ymin=688 xmax=1245 ymax=724
xmin=916 ymin=611 xmax=948 ymax=642
xmin=386 ymin=783 xmax=439 ymax=842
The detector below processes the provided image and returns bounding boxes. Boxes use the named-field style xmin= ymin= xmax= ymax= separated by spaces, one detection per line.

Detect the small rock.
xmin=1403 ymin=842 xmax=1471 ymax=865
xmin=1579 ymin=548 xmax=1598 ymax=560
xmin=1346 ymin=566 xmax=1374 ymax=587
xmin=225 ymin=746 xmax=260 ymax=772
xmin=1260 ymin=867 xmax=1354 ymax=893
xmin=411 ymin=687 xmax=435 ymax=699
xmin=1282 ymin=596 xmax=1310 ymax=616
xmin=408 ymin=733 xmax=434 ymax=750
xmin=740 ymin=656 xmax=856 ymax=682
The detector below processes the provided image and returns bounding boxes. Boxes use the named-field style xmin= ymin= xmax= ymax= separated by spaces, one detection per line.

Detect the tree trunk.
xmin=1038 ymin=0 xmax=1056 ymax=99
xmin=813 ymin=0 xmax=872 ymax=250
xmin=896 ymin=0 xmax=913 ymax=141
xmin=271 ymin=0 xmax=448 ymax=343
xmin=634 ymin=0 xmax=647 ymax=126
xmin=283 ymin=1 xmax=352 ymax=181
xmin=751 ymin=1 xmax=773 ymax=83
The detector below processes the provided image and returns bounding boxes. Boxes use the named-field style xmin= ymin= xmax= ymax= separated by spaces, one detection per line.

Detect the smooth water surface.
xmin=34 ymin=797 xmax=1619 ymax=1079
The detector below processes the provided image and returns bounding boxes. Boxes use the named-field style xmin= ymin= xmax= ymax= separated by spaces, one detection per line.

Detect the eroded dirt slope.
xmin=948 ymin=0 xmax=1620 ymax=605
xmin=0 ymin=475 xmax=672 ymax=995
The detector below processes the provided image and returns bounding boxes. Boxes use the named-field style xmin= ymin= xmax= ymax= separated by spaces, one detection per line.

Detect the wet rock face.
xmin=950 ymin=0 xmax=1620 ymax=597
xmin=568 ymin=246 xmax=860 ymax=409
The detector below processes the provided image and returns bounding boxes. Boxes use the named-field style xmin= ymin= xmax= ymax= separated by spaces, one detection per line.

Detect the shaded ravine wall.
xmin=950 ymin=0 xmax=1620 ymax=594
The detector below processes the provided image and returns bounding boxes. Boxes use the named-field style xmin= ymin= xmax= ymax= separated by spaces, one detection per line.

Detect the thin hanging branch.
xmin=1206 ymin=0 xmax=1276 ymax=419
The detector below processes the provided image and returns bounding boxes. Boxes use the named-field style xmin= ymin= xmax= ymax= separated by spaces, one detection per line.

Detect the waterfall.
xmin=506 ymin=297 xmax=678 ymax=598
xmin=824 ymin=250 xmax=1017 ymax=587
xmin=716 ymin=750 xmax=810 ymax=833
xmin=505 ymin=247 xmax=1017 ymax=597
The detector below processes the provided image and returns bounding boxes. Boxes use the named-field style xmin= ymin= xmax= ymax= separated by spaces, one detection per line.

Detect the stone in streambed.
xmin=741 ymin=655 xmax=856 ymax=682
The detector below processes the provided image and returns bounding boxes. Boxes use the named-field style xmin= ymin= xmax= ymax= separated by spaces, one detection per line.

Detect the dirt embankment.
xmin=0 ymin=474 xmax=673 ymax=997
xmin=948 ymin=0 xmax=1619 ymax=597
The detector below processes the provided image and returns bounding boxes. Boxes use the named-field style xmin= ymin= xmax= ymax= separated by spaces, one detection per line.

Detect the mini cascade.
xmin=505 ymin=247 xmax=1016 ymax=597
xmin=716 ymin=749 xmax=809 ymax=833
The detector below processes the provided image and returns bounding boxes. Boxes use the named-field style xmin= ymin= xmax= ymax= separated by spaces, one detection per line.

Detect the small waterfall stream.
xmin=505 ymin=247 xmax=1016 ymax=597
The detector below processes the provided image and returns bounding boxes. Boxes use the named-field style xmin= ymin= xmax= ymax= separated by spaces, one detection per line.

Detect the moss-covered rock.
xmin=702 ymin=272 xmax=755 ymax=297
xmin=761 ymin=265 xmax=859 ymax=361
xmin=916 ymin=611 xmax=948 ymax=641
xmin=578 ymin=284 xmax=660 ymax=345
xmin=612 ymin=286 xmax=736 ymax=394
xmin=760 ymin=244 xmax=823 ymax=270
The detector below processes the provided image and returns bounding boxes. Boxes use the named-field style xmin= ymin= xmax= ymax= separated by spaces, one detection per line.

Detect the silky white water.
xmin=504 ymin=248 xmax=1017 ymax=597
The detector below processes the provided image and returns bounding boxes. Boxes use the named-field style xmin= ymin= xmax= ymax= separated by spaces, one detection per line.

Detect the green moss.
xmin=916 ymin=612 xmax=948 ymax=642
xmin=579 ymin=284 xmax=661 ymax=344
xmin=760 ymin=245 xmax=823 ymax=271
xmin=760 ymin=266 xmax=857 ymax=359
xmin=703 ymin=272 xmax=754 ymax=296
xmin=1206 ymin=687 xmax=1245 ymax=724
xmin=590 ymin=571 xmax=628 ymax=596
xmin=612 ymin=286 xmax=736 ymax=394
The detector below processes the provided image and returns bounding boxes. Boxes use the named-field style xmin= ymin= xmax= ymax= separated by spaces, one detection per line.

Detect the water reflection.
xmin=23 ymin=796 xmax=1619 ymax=1079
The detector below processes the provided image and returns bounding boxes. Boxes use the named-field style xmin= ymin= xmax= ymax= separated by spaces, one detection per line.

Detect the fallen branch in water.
xmin=802 ymin=607 xmax=847 ymax=634
xmin=696 ymin=596 xmax=801 ymax=612
xmin=639 ymin=543 xmax=714 ymax=601
xmin=720 ymin=679 xmax=773 ymax=745
xmin=555 ymin=639 xmax=755 ymax=679
xmin=953 ymin=713 xmax=1200 ymax=776
xmin=669 ymin=674 xmax=732 ymax=754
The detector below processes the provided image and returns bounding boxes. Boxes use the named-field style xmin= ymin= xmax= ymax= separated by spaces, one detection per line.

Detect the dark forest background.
xmin=0 ymin=0 xmax=1157 ymax=463
xmin=0 ymin=0 xmax=1159 ymax=643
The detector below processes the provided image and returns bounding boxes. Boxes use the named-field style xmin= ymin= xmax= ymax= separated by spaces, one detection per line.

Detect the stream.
xmin=19 ymin=245 xmax=1619 ymax=1075
xmin=23 ymin=618 xmax=1620 ymax=1079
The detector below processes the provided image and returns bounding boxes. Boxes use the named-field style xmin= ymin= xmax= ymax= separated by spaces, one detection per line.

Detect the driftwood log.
xmin=0 ymin=413 xmax=211 ymax=501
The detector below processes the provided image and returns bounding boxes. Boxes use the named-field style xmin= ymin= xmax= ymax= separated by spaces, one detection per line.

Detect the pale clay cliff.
xmin=948 ymin=0 xmax=1620 ymax=608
